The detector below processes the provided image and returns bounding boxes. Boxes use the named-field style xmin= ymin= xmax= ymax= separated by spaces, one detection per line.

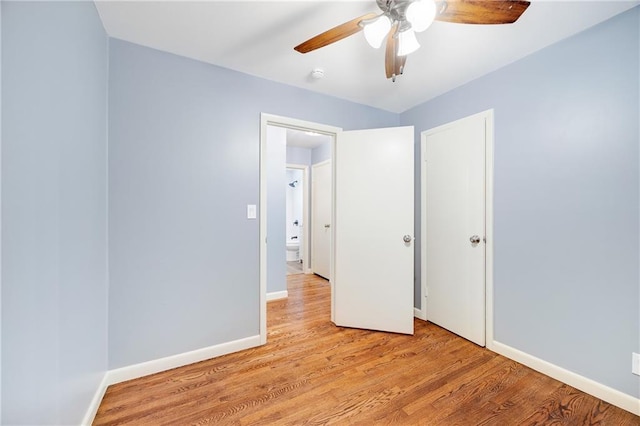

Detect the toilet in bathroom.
xmin=286 ymin=239 xmax=300 ymax=262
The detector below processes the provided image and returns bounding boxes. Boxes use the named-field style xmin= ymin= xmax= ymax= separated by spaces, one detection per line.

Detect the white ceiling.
xmin=95 ymin=0 xmax=639 ymax=113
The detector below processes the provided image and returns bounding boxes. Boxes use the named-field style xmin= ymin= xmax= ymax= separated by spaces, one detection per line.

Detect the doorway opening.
xmin=285 ymin=165 xmax=305 ymax=276
xmin=259 ymin=114 xmax=341 ymax=344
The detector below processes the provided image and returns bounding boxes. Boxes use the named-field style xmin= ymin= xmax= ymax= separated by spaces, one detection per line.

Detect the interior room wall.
xmin=311 ymin=141 xmax=331 ymax=165
xmin=400 ymin=6 xmax=639 ymax=399
xmin=108 ymin=38 xmax=398 ymax=369
xmin=267 ymin=126 xmax=287 ymax=294
xmin=1 ymin=2 xmax=109 ymax=424
xmin=286 ymin=146 xmax=311 ymax=165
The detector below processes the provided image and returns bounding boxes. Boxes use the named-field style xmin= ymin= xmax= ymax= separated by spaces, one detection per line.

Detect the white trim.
xmin=330 ymin=147 xmax=336 ymax=324
xmin=413 ymin=307 xmax=427 ymax=321
xmin=420 ymin=135 xmax=427 ymax=322
xmin=286 ymin=163 xmax=309 ymax=273
xmin=105 ymin=335 xmax=260 ymax=385
xmin=81 ymin=336 xmax=261 ymax=424
xmin=420 ymin=109 xmax=495 ymax=347
xmin=81 ymin=374 xmax=109 ymax=426
xmin=484 ymin=110 xmax=495 ymax=348
xmin=260 ymin=114 xmax=341 ymax=346
xmin=267 ymin=290 xmax=288 ymax=301
xmin=492 ymin=340 xmax=640 ymax=416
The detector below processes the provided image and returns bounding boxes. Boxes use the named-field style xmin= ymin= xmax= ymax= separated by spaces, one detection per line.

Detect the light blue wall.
xmin=1 ymin=2 xmax=109 ymax=424
xmin=108 ymin=38 xmax=398 ymax=368
xmin=311 ymin=142 xmax=331 ymax=165
xmin=267 ymin=126 xmax=287 ymax=294
xmin=401 ymin=7 xmax=640 ymax=398
xmin=287 ymin=146 xmax=312 ymax=165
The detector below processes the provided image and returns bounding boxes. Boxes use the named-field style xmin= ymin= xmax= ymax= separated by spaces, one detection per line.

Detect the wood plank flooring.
xmin=94 ymin=274 xmax=639 ymax=425
xmin=286 ymin=261 xmax=303 ymax=275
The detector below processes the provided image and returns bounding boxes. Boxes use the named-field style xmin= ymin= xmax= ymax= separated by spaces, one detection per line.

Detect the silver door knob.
xmin=470 ymin=235 xmax=481 ymax=244
xmin=324 ymin=224 xmax=330 ymax=228
xmin=403 ymin=235 xmax=412 ymax=243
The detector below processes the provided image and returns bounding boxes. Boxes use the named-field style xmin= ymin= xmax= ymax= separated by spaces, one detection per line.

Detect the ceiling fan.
xmin=294 ymin=0 xmax=530 ymax=81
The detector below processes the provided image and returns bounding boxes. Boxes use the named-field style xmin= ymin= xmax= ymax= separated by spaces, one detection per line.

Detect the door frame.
xmin=259 ymin=113 xmax=341 ymax=344
xmin=420 ymin=109 xmax=495 ymax=348
xmin=286 ymin=163 xmax=310 ymax=273
xmin=310 ymin=159 xmax=331 ymax=279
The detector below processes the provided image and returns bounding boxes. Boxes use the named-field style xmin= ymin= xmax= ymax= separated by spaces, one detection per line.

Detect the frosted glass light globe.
xmin=398 ymin=29 xmax=420 ymax=56
xmin=364 ymin=15 xmax=392 ymax=49
xmin=406 ymin=0 xmax=436 ymax=33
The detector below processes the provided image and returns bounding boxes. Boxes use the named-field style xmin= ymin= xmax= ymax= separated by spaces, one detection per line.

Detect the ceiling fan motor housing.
xmin=376 ymin=0 xmax=447 ymax=33
xmin=378 ymin=0 xmax=410 ymax=23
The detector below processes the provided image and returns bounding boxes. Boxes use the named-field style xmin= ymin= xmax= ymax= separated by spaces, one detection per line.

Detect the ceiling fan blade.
xmin=436 ymin=0 xmax=530 ymax=25
xmin=294 ymin=13 xmax=377 ymax=54
xmin=385 ymin=25 xmax=399 ymax=79
xmin=385 ymin=26 xmax=407 ymax=80
xmin=396 ymin=54 xmax=407 ymax=77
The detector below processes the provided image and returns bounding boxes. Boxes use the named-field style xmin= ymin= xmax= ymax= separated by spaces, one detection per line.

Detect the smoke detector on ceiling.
xmin=310 ymin=68 xmax=325 ymax=80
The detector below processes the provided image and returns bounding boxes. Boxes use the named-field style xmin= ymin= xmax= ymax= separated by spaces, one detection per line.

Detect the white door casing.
xmin=422 ymin=110 xmax=494 ymax=347
xmin=333 ymin=126 xmax=415 ymax=335
xmin=311 ymin=160 xmax=331 ymax=280
xmin=259 ymin=114 xmax=341 ymax=344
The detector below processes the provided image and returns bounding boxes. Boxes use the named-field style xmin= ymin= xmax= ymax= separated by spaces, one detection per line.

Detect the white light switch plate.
xmin=247 ymin=204 xmax=257 ymax=219
xmin=633 ymin=353 xmax=640 ymax=376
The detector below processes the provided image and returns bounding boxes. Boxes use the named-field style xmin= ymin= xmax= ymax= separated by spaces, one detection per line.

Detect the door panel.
xmin=424 ymin=113 xmax=486 ymax=346
xmin=312 ymin=160 xmax=331 ymax=279
xmin=333 ymin=126 xmax=414 ymax=335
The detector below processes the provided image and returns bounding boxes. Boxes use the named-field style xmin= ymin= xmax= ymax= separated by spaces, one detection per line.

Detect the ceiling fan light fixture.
xmin=293 ymin=0 xmax=532 ymax=81
xmin=363 ymin=15 xmax=391 ymax=48
xmin=406 ymin=0 xmax=437 ymax=33
xmin=397 ymin=28 xmax=420 ymax=56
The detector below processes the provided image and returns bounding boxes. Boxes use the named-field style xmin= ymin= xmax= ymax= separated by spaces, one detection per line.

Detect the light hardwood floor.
xmin=286 ymin=260 xmax=303 ymax=275
xmin=94 ymin=274 xmax=639 ymax=425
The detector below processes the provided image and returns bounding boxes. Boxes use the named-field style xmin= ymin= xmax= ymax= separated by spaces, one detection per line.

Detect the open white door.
xmin=332 ymin=126 xmax=414 ymax=335
xmin=311 ymin=160 xmax=331 ymax=279
xmin=423 ymin=111 xmax=490 ymax=346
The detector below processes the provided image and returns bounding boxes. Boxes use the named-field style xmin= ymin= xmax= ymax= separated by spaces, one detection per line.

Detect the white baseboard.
xmin=81 ymin=374 xmax=109 ymax=426
xmin=106 ymin=335 xmax=261 ymax=385
xmin=82 ymin=335 xmax=261 ymax=424
xmin=414 ymin=307 xmax=427 ymax=321
xmin=267 ymin=290 xmax=288 ymax=301
xmin=491 ymin=340 xmax=640 ymax=416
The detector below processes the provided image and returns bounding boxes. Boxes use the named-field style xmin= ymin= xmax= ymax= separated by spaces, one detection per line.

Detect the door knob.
xmin=403 ymin=235 xmax=412 ymax=243
xmin=470 ymin=235 xmax=481 ymax=244
xmin=324 ymin=224 xmax=331 ymax=228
